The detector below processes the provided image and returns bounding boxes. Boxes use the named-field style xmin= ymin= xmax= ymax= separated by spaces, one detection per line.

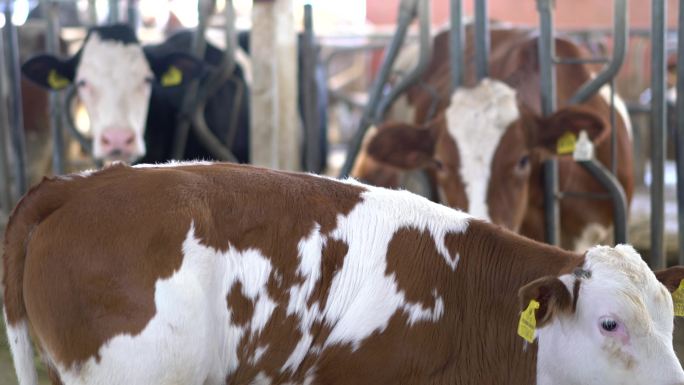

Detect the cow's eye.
xmin=76 ymin=79 xmax=87 ymax=88
xmin=517 ymin=155 xmax=530 ymax=169
xmin=601 ymin=318 xmax=618 ymax=332
xmin=144 ymin=76 xmax=154 ymax=84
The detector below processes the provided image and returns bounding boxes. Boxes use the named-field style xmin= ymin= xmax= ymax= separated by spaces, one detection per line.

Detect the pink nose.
xmin=100 ymin=129 xmax=136 ymax=157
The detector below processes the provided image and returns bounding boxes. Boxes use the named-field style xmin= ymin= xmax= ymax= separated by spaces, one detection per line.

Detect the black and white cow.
xmin=21 ymin=24 xmax=250 ymax=164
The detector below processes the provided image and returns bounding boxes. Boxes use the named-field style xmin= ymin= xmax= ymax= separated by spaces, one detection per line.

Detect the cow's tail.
xmin=3 ymin=176 xmax=71 ymax=385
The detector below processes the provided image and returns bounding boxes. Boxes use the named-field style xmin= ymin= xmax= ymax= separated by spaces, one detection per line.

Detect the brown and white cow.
xmin=3 ymin=162 xmax=683 ymax=385
xmin=353 ymin=27 xmax=634 ymax=251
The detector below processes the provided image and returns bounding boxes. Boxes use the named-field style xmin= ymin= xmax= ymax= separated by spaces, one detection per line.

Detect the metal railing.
xmin=536 ymin=0 xmax=629 ymax=250
xmin=338 ymin=0 xmax=431 ymax=178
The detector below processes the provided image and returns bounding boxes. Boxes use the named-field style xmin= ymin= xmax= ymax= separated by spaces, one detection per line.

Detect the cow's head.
xmin=519 ymin=245 xmax=684 ymax=385
xmin=362 ymin=79 xmax=607 ymax=232
xmin=22 ymin=24 xmax=203 ymax=162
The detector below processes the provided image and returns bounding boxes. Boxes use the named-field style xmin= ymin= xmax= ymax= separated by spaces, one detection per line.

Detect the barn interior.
xmin=1 ymin=0 xmax=684 ymax=383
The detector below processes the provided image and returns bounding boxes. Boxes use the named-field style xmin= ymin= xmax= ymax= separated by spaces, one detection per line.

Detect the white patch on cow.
xmin=249 ymin=345 xmax=269 ymax=365
xmin=573 ymin=222 xmax=612 ymax=253
xmin=3 ymin=313 xmax=38 ymax=385
xmin=76 ymin=33 xmax=152 ymax=161
xmin=250 ymin=371 xmax=271 ymax=385
xmin=402 ymin=289 xmax=445 ymax=325
xmin=321 ymin=184 xmax=469 ymax=350
xmin=598 ymin=83 xmax=633 ymax=141
xmin=535 ymin=244 xmax=684 ymax=385
xmin=133 ymin=160 xmax=215 ymax=168
xmin=54 ymin=224 xmax=236 ymax=385
xmin=445 ymin=79 xmax=519 ymax=221
xmin=282 ymin=333 xmax=314 ymax=374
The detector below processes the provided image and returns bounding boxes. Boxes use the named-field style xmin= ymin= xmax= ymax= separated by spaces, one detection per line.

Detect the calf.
xmin=3 ymin=162 xmax=683 ymax=385
xmin=354 ymin=27 xmax=634 ymax=251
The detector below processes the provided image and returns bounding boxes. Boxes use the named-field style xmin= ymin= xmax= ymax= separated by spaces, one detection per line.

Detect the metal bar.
xmin=578 ymin=160 xmax=628 ymax=244
xmin=4 ymin=0 xmax=27 ymax=197
xmin=88 ymin=0 xmax=98 ymax=25
xmin=64 ymin=86 xmax=93 ymax=153
xmin=43 ymin=0 xmax=65 ymax=175
xmin=553 ymin=57 xmax=611 ymax=65
xmin=568 ymin=0 xmax=627 ymax=105
xmin=339 ymin=0 xmax=419 ymax=178
xmin=544 ymin=159 xmax=561 ymax=246
xmin=650 ymin=0 xmax=667 ymax=269
xmin=537 ymin=0 xmax=558 ymax=246
xmin=0 ymin=23 xmax=12 ymax=214
xmin=610 ymin=78 xmax=617 ymax=176
xmin=127 ymin=0 xmax=137 ymax=28
xmin=189 ymin=0 xmax=239 ymax=162
xmin=537 ymin=0 xmax=556 ymax=117
xmin=474 ymin=0 xmax=489 ymax=80
xmin=450 ymin=0 xmax=464 ymax=91
xmin=172 ymin=0 xmax=214 ymax=159
xmin=109 ymin=0 xmax=119 ymax=24
xmin=302 ymin=4 xmax=320 ymax=172
xmin=375 ymin=0 xmax=431 ymax=123
xmin=560 ymin=191 xmax=612 ymax=200
xmin=677 ymin=0 xmax=684 ymax=266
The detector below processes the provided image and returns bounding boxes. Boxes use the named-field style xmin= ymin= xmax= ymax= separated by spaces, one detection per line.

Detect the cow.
xmin=20 ymin=23 xmax=251 ymax=164
xmin=3 ymin=161 xmax=684 ymax=385
xmin=352 ymin=26 xmax=634 ymax=251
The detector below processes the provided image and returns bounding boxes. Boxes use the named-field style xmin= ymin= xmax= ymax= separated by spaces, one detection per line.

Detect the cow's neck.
xmin=443 ymin=219 xmax=582 ymax=384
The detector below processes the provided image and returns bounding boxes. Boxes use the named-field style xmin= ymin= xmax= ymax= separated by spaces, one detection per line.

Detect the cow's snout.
xmin=101 ymin=128 xmax=137 ymax=159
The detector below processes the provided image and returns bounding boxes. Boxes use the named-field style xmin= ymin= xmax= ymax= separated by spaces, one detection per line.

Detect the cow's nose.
xmin=101 ymin=129 xmax=136 ymax=157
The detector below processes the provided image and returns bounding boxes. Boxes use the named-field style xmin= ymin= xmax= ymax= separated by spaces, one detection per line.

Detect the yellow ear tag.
xmin=556 ymin=131 xmax=577 ymax=155
xmin=161 ymin=65 xmax=183 ymax=87
xmin=518 ymin=299 xmax=540 ymax=343
xmin=672 ymin=279 xmax=684 ymax=317
xmin=47 ymin=69 xmax=70 ymax=90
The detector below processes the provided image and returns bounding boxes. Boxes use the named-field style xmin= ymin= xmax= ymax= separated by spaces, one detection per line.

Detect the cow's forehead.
xmin=581 ymin=245 xmax=671 ymax=323
xmin=77 ymin=33 xmax=151 ymax=82
xmin=444 ymin=79 xmax=519 ymax=220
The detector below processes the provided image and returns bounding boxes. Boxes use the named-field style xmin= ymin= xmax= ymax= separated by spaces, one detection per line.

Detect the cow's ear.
xmin=518 ymin=276 xmax=572 ymax=328
xmin=655 ymin=266 xmax=684 ymax=293
xmin=533 ymin=106 xmax=607 ymax=155
xmin=366 ymin=120 xmax=441 ymax=170
xmin=147 ymin=52 xmax=204 ymax=88
xmin=22 ymin=54 xmax=75 ymax=91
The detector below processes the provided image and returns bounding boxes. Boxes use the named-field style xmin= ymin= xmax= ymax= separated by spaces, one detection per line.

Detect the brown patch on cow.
xmin=3 ymin=163 xmax=364 ymax=370
xmin=308 ymin=239 xmax=348 ymax=309
xmin=655 ymin=266 xmax=684 ymax=293
xmin=386 ymin=227 xmax=451 ymax=307
xmin=227 ymin=282 xmax=255 ymax=326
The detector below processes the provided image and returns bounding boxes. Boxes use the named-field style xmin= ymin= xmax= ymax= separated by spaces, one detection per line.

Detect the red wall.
xmin=367 ymin=0 xmax=680 ymax=29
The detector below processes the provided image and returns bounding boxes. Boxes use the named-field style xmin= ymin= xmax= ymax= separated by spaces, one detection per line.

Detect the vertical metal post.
xmin=4 ymin=0 xmax=27 ymax=197
xmin=172 ymin=0 xmax=213 ymax=159
xmin=109 ymin=0 xmax=119 ymax=24
xmin=544 ymin=159 xmax=561 ymax=246
xmin=675 ymin=0 xmax=684 ymax=266
xmin=0 ymin=23 xmax=12 ymax=214
xmin=127 ymin=0 xmax=138 ymax=28
xmin=537 ymin=0 xmax=559 ymax=245
xmin=474 ymin=0 xmax=489 ymax=80
xmin=450 ymin=0 xmax=464 ymax=91
xmin=537 ymin=0 xmax=556 ymax=117
xmin=302 ymin=4 xmax=320 ymax=173
xmin=339 ymin=0 xmax=419 ymax=178
xmin=42 ymin=0 xmax=65 ymax=175
xmin=651 ymin=0 xmax=667 ymax=269
xmin=88 ymin=0 xmax=98 ymax=25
